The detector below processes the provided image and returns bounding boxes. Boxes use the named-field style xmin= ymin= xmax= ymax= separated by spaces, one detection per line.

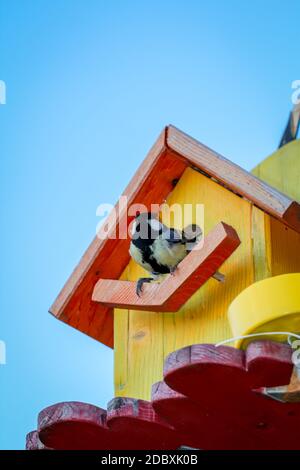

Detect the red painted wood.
xmin=28 ymin=341 xmax=300 ymax=450
xmin=106 ymin=397 xmax=181 ymax=449
xmin=92 ymin=222 xmax=240 ymax=311
xmin=159 ymin=341 xmax=300 ymax=449
xmin=152 ymin=381 xmax=233 ymax=450
xmin=37 ymin=401 xmax=116 ymax=450
xmin=35 ymin=400 xmax=180 ymax=450
xmin=26 ymin=431 xmax=50 ymax=450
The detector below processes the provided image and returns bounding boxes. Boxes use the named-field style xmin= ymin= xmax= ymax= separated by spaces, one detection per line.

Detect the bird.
xmin=129 ymin=212 xmax=202 ymax=296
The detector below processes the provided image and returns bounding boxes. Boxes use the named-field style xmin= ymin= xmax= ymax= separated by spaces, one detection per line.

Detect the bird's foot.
xmin=170 ymin=265 xmax=178 ymax=276
xmin=136 ymin=277 xmax=153 ymax=297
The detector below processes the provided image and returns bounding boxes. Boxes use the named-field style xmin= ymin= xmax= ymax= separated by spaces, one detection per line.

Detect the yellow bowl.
xmin=228 ymin=273 xmax=300 ymax=349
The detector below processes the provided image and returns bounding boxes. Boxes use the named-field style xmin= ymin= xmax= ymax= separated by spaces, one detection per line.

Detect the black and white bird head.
xmin=131 ymin=211 xmax=165 ymax=241
xmin=131 ymin=211 xmax=202 ymax=246
xmin=182 ymin=223 xmax=203 ymax=251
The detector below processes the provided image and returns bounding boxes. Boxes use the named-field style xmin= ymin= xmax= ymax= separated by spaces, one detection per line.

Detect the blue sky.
xmin=0 ymin=0 xmax=299 ymax=449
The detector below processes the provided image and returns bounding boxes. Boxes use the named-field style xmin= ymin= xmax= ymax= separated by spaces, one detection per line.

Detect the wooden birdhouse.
xmin=27 ymin=110 xmax=300 ymax=450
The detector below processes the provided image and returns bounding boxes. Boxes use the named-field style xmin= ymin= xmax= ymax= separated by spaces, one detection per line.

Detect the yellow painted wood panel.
xmin=250 ymin=210 xmax=300 ymax=283
xmin=252 ymin=139 xmax=300 ymax=202
xmin=161 ymin=168 xmax=254 ymax=360
xmin=114 ymin=269 xmax=129 ymax=394
xmin=114 ymin=306 xmax=129 ymax=393
xmin=251 ymin=139 xmax=300 ymax=278
xmin=114 ymin=167 xmax=254 ymax=400
xmin=114 ymin=261 xmax=164 ymax=399
xmin=268 ymin=218 xmax=300 ymax=276
xmin=251 ymin=207 xmax=272 ymax=282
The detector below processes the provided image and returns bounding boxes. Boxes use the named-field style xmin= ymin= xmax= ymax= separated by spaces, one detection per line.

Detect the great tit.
xmin=129 ymin=212 xmax=202 ymax=296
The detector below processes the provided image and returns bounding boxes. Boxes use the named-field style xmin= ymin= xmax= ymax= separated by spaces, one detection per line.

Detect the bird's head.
xmin=131 ymin=211 xmax=162 ymax=240
xmin=182 ymin=224 xmax=203 ymax=250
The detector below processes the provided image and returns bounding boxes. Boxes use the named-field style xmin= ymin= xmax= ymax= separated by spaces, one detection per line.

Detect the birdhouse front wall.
xmin=114 ymin=166 xmax=300 ymax=401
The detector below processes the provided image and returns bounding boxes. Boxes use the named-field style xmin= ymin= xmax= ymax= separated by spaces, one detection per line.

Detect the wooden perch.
xmin=92 ymin=222 xmax=240 ymax=312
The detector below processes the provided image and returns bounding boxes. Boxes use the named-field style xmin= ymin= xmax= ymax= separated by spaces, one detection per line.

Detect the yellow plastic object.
xmin=228 ymin=273 xmax=300 ymax=349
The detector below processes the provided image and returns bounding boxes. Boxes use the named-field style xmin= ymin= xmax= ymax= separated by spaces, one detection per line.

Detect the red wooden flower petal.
xmin=164 ymin=341 xmax=293 ymax=399
xmin=38 ymin=401 xmax=116 ymax=450
xmin=36 ymin=399 xmax=180 ymax=450
xmin=106 ymin=397 xmax=181 ymax=450
xmin=26 ymin=430 xmax=50 ymax=450
xmin=161 ymin=341 xmax=300 ymax=449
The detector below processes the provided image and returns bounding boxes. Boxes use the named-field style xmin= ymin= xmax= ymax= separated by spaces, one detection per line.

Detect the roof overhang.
xmin=49 ymin=125 xmax=300 ymax=348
